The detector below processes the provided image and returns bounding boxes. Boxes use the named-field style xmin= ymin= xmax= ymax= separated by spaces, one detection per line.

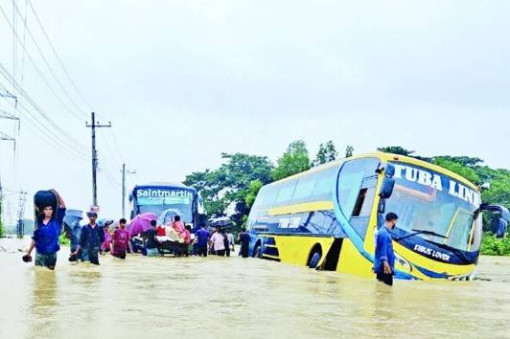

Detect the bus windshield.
xmin=134 ymin=187 xmax=194 ymax=223
xmin=385 ymin=162 xmax=482 ymax=253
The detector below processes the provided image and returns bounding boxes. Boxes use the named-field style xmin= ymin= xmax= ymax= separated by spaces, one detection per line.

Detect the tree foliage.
xmin=345 ymin=145 xmax=354 ymax=158
xmin=272 ymin=140 xmax=311 ymax=181
xmin=377 ymin=146 xmax=415 ymax=156
xmin=314 ymin=141 xmax=338 ymax=166
xmin=433 ymin=158 xmax=481 ymax=184
xmin=183 ymin=153 xmax=273 ymax=221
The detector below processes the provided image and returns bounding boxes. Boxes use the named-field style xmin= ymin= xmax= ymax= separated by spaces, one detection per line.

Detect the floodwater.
xmin=1 ymin=238 xmax=509 ymax=339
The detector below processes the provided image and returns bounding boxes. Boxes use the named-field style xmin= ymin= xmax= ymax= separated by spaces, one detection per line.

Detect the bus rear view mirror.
xmin=495 ymin=217 xmax=508 ymax=238
xmin=385 ymin=163 xmax=396 ymax=178
xmin=379 ymin=178 xmax=395 ymax=199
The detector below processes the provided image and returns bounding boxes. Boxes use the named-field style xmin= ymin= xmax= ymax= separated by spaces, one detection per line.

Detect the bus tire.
xmin=253 ymin=242 xmax=261 ymax=258
xmin=308 ymin=246 xmax=322 ymax=269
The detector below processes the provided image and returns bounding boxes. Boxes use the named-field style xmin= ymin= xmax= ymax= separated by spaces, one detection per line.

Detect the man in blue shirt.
xmin=374 ymin=212 xmax=398 ymax=286
xmin=71 ymin=211 xmax=104 ymax=265
xmin=26 ymin=190 xmax=66 ymax=270
xmin=195 ymin=225 xmax=210 ymax=257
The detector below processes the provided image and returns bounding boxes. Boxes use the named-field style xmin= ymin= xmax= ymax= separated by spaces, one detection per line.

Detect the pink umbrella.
xmin=128 ymin=213 xmax=158 ymax=237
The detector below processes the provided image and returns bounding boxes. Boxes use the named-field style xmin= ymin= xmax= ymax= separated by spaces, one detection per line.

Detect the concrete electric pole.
xmin=86 ymin=112 xmax=111 ymax=208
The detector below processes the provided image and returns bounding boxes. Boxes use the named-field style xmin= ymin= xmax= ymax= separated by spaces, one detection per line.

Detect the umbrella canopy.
xmin=209 ymin=217 xmax=233 ymax=227
xmin=127 ymin=213 xmax=158 ymax=237
xmin=63 ymin=209 xmax=83 ymax=233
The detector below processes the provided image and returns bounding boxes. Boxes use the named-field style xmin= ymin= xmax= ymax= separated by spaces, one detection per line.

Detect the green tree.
xmin=377 ymin=146 xmax=415 ymax=156
xmin=434 ymin=156 xmax=483 ymax=167
xmin=184 ymin=153 xmax=274 ymax=221
xmin=433 ymin=158 xmax=480 ymax=184
xmin=345 ymin=145 xmax=354 ymax=158
xmin=314 ymin=141 xmax=338 ymax=166
xmin=272 ymin=140 xmax=311 ymax=180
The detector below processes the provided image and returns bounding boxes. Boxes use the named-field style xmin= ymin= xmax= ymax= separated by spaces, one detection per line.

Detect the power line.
xmin=0 ymin=63 xmax=88 ymax=153
xmin=0 ymin=3 xmax=87 ymax=121
xmin=8 ymin=0 xmax=89 ymax=120
xmin=19 ymin=0 xmax=29 ymax=109
xmin=0 ymin=80 xmax=89 ymax=164
xmin=27 ymin=0 xmax=94 ymax=112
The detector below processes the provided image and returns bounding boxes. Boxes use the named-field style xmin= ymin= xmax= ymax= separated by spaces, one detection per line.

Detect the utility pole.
xmin=16 ymin=191 xmax=27 ymax=239
xmin=86 ymin=112 xmax=111 ymax=207
xmin=121 ymin=164 xmax=136 ymax=218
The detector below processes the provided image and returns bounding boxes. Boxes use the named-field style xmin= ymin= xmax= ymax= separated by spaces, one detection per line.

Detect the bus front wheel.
xmin=308 ymin=247 xmax=322 ymax=269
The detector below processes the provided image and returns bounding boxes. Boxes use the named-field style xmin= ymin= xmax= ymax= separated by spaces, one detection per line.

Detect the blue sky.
xmin=0 ymin=0 xmax=509 ymax=222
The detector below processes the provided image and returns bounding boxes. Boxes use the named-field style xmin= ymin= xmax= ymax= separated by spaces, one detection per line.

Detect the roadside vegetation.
xmin=481 ymin=233 xmax=510 ymax=256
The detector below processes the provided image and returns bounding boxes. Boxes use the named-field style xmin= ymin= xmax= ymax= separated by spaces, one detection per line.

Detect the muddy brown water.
xmin=1 ymin=238 xmax=509 ymax=339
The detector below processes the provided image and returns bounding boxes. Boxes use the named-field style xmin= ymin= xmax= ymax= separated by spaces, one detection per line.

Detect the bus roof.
xmin=132 ymin=182 xmax=196 ymax=193
xmin=268 ymin=152 xmax=478 ymax=191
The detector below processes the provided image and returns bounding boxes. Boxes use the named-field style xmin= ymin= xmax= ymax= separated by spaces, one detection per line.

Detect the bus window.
xmin=252 ymin=187 xmax=266 ymax=210
xmin=292 ymin=175 xmax=317 ymax=203
xmin=337 ymin=158 xmax=380 ymax=238
xmin=263 ymin=185 xmax=279 ymax=207
xmin=275 ymin=181 xmax=298 ymax=206
xmin=311 ymin=167 xmax=338 ymax=201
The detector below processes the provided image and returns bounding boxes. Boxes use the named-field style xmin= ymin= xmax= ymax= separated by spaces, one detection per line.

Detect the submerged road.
xmin=1 ymin=238 xmax=509 ymax=339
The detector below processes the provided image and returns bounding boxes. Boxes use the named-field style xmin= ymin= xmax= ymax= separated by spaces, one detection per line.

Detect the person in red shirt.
xmin=112 ymin=218 xmax=131 ymax=259
xmin=156 ymin=224 xmax=166 ymax=237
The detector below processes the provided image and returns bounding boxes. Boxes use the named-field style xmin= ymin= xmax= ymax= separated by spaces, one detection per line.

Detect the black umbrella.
xmin=209 ymin=217 xmax=233 ymax=227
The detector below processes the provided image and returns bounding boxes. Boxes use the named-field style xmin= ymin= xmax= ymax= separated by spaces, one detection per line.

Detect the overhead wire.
xmin=27 ymin=0 xmax=94 ymax=112
xmin=0 ymin=3 xmax=87 ymax=121
xmin=0 ymin=63 xmax=89 ymax=154
xmin=8 ymin=0 xmax=89 ymax=120
xmin=0 ymin=78 xmax=89 ymax=163
xmin=1 ymin=1 xmax=126 ymax=196
xmin=19 ymin=0 xmax=29 ymax=113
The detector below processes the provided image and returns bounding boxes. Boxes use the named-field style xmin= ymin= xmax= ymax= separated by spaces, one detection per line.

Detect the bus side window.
xmin=275 ymin=181 xmax=298 ymax=206
xmin=311 ymin=167 xmax=337 ymax=201
xmin=337 ymin=158 xmax=380 ymax=239
xmin=292 ymin=175 xmax=317 ymax=203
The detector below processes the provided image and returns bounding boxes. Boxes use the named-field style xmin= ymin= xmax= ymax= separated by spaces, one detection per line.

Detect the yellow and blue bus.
xmin=246 ymin=152 xmax=496 ymax=281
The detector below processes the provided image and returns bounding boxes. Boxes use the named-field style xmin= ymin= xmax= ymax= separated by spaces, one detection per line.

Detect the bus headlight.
xmin=395 ymin=252 xmax=412 ymax=273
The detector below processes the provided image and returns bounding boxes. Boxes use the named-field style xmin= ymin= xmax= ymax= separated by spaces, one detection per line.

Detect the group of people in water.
xmin=24 ymin=189 xmax=251 ymax=270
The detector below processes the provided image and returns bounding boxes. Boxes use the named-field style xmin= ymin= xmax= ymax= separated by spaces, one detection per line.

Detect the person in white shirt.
xmin=210 ymin=229 xmax=226 ymax=256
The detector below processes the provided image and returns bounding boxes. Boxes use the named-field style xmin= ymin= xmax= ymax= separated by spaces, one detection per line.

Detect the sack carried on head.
xmin=34 ymin=190 xmax=57 ymax=210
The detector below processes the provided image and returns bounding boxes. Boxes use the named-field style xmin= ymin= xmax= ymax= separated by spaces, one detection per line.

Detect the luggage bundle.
xmin=33 ymin=190 xmax=57 ymax=229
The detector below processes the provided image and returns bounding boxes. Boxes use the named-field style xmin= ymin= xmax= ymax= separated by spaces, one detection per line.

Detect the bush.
xmin=480 ymin=233 xmax=510 ymax=256
xmin=59 ymin=233 xmax=70 ymax=246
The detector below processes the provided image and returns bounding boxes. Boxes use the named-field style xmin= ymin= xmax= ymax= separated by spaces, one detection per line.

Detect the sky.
xmin=0 ymin=0 xmax=509 ymax=223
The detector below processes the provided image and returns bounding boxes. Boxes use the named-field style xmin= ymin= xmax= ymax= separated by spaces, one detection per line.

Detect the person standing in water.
xmin=195 ymin=224 xmax=210 ymax=257
xmin=25 ymin=190 xmax=66 ymax=270
xmin=374 ymin=212 xmax=398 ymax=286
xmin=71 ymin=211 xmax=104 ymax=265
xmin=210 ymin=228 xmax=227 ymax=256
xmin=238 ymin=228 xmax=251 ymax=258
xmin=112 ymin=218 xmax=131 ymax=259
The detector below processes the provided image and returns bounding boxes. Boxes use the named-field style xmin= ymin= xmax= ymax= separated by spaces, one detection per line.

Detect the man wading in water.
xmin=374 ymin=213 xmax=398 ymax=286
xmin=25 ymin=190 xmax=66 ymax=270
xmin=71 ymin=211 xmax=104 ymax=265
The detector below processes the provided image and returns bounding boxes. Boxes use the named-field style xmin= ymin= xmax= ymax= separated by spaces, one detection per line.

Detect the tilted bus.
xmin=129 ymin=182 xmax=205 ymax=230
xmin=246 ymin=152 xmax=505 ymax=281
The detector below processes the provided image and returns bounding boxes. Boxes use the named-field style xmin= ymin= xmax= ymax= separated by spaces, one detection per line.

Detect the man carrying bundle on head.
xmin=25 ymin=189 xmax=66 ymax=270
